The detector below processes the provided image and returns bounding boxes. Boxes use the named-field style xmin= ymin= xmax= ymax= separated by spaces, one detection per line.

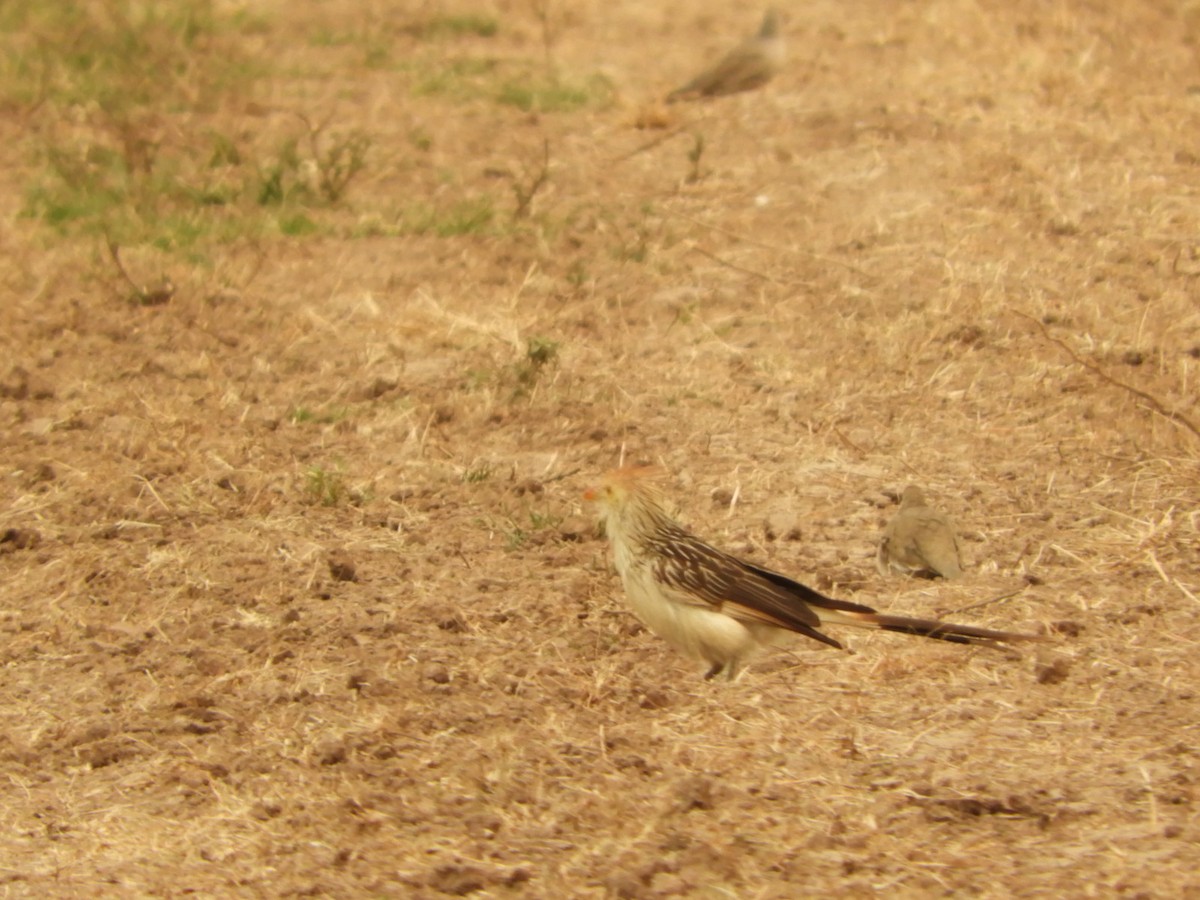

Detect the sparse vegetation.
xmin=524 ymin=336 xmax=559 ymax=370
xmin=413 ymin=57 xmax=501 ymax=100
xmin=301 ymin=117 xmax=371 ymax=203
xmin=401 ymin=197 xmax=496 ymax=237
xmin=504 ymin=508 xmax=564 ymax=550
xmin=253 ymin=125 xmax=371 ymax=211
xmin=5 ymin=2 xmax=373 ymax=255
xmin=527 ymin=509 xmax=561 ymax=530
xmin=510 ymin=336 xmax=560 ymax=394
xmin=565 ymin=259 xmax=590 ymax=289
xmin=408 ymin=128 xmax=434 ymax=152
xmin=407 ymin=14 xmax=499 ymax=39
xmin=305 ymin=464 xmax=347 ymax=506
xmin=463 ymin=463 xmax=493 ymax=483
xmin=7 ymin=2 xmax=245 ymax=245
xmin=612 ymin=223 xmax=651 ymax=263
xmin=497 ymin=75 xmax=613 ymax=113
xmin=505 ymin=526 xmax=529 ymax=550
xmin=290 ymin=405 xmax=350 ymax=425
xmin=687 ymin=132 xmax=707 ymax=183
xmin=511 ymin=140 xmax=552 ymax=220
xmin=412 ymin=56 xmax=612 ymax=113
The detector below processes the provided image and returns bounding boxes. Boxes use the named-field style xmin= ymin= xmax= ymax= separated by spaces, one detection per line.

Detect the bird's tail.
xmin=820 ymin=608 xmax=1046 ymax=647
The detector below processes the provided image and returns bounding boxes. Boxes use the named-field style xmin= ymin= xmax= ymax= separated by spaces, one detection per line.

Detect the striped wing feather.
xmin=651 ymin=532 xmax=871 ymax=649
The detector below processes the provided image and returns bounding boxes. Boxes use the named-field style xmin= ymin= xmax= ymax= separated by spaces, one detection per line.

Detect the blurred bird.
xmin=877 ymin=486 xmax=964 ymax=580
xmin=666 ymin=8 xmax=786 ymax=103
xmin=585 ymin=466 xmax=1041 ymax=680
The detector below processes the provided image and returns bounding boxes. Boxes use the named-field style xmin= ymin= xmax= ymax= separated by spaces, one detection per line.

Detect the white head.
xmin=583 ymin=465 xmax=671 ymax=540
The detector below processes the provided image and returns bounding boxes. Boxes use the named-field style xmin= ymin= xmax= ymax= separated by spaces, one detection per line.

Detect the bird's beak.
xmin=582 ymin=487 xmax=598 ymax=501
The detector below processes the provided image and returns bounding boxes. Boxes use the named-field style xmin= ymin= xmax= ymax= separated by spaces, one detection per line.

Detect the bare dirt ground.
xmin=2 ymin=0 xmax=1199 ymax=896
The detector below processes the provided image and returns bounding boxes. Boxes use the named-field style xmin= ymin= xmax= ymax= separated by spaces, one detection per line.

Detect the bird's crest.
xmin=604 ymin=464 xmax=665 ymax=490
xmin=584 ymin=464 xmax=667 ymax=507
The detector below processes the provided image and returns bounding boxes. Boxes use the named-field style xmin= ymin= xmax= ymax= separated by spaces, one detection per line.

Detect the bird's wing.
xmin=677 ymin=48 xmax=749 ymax=96
xmin=884 ymin=511 xmax=934 ymax=564
xmin=682 ymin=43 xmax=774 ymax=96
xmin=651 ymin=537 xmax=874 ymax=649
xmin=908 ymin=509 xmax=954 ymax=538
xmin=902 ymin=510 xmax=962 ymax=573
xmin=739 ymin=560 xmax=878 ymax=614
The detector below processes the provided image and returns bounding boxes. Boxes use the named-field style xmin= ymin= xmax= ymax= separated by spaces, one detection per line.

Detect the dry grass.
xmin=1 ymin=0 xmax=1199 ymax=896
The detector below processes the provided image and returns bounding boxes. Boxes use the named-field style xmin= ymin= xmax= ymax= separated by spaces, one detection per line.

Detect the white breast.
xmin=612 ymin=540 xmax=758 ymax=671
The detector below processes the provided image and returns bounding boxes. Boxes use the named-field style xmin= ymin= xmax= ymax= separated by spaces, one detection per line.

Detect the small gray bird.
xmin=877 ymin=486 xmax=964 ymax=580
xmin=666 ymin=8 xmax=786 ymax=103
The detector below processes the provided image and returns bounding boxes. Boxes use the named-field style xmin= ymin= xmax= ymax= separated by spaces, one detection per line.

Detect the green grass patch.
xmin=290 ymin=405 xmax=351 ymax=425
xmin=305 ymin=464 xmax=349 ymax=506
xmin=505 ymin=508 xmax=564 ymax=551
xmin=401 ymin=197 xmax=495 ymax=237
xmin=496 ymin=75 xmax=613 ymax=113
xmin=277 ymin=212 xmax=320 ymax=237
xmin=4 ymin=2 xmax=371 ymax=254
xmin=408 ymin=15 xmax=499 ymax=39
xmin=463 ymin=463 xmax=493 ymax=483
xmin=414 ymin=57 xmax=500 ymax=101
xmin=508 ymin=335 xmax=560 ymax=397
xmin=413 ymin=58 xmax=611 ymax=114
xmin=0 ymin=2 xmax=240 ymax=111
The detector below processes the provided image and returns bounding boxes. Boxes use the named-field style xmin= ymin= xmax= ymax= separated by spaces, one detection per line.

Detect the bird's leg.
xmin=704 ymin=662 xmax=726 ymax=680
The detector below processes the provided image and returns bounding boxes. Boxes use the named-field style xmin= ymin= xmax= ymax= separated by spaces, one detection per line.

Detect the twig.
xmin=232 ymin=241 xmax=268 ymax=292
xmin=832 ymin=427 xmax=869 ymax=455
xmin=1172 ymin=578 xmax=1200 ymax=605
xmin=106 ymin=237 xmax=141 ymax=293
xmin=691 ymin=246 xmax=779 ymax=283
xmin=105 ymin=237 xmax=175 ymax=306
xmin=686 ymin=132 xmax=706 ymax=183
xmin=512 ymin=139 xmax=551 ymax=219
xmin=531 ymin=0 xmax=558 ymax=72
xmin=1017 ymin=310 xmax=1200 ymax=441
xmin=296 ymin=111 xmax=369 ymax=202
xmin=670 ymin=211 xmax=873 ymax=277
xmin=133 ymin=474 xmax=172 ymax=512
xmin=613 ymin=115 xmax=714 ymax=162
xmin=1144 ymin=550 xmax=1200 ymax=605
xmin=942 ymin=586 xmax=1027 ymax=617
